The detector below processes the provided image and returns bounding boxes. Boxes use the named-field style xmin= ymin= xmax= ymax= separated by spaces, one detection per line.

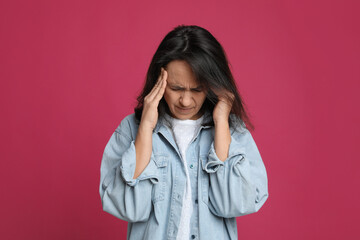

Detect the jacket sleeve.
xmin=99 ymin=117 xmax=159 ymax=222
xmin=203 ymin=127 xmax=269 ymax=218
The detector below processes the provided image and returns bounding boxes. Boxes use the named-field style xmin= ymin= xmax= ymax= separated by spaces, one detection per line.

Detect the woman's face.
xmin=164 ymin=60 xmax=207 ymax=120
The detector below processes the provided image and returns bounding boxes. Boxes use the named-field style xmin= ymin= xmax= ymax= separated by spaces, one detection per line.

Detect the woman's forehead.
xmin=166 ymin=60 xmax=200 ymax=87
xmin=167 ymin=77 xmax=201 ymax=87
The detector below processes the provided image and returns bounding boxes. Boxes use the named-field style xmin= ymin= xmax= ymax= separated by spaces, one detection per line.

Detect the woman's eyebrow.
xmin=168 ymin=83 xmax=202 ymax=89
xmin=190 ymin=86 xmax=203 ymax=90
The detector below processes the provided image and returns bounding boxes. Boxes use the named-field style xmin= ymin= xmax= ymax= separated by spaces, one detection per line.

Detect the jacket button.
xmin=195 ymin=199 xmax=198 ymax=204
xmin=189 ymin=164 xmax=194 ymax=169
xmin=191 ymin=235 xmax=196 ymax=239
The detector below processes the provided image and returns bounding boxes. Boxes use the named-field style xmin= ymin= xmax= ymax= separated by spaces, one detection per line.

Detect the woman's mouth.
xmin=176 ymin=106 xmax=194 ymax=114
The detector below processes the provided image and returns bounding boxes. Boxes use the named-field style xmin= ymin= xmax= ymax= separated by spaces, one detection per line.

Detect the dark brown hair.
xmin=134 ymin=25 xmax=254 ymax=131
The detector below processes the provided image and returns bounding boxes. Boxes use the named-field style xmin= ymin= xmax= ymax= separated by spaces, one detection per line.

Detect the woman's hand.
xmin=212 ymin=89 xmax=234 ymax=124
xmin=212 ymin=89 xmax=234 ymax=161
xmin=140 ymin=68 xmax=168 ymax=130
xmin=134 ymin=68 xmax=167 ymax=179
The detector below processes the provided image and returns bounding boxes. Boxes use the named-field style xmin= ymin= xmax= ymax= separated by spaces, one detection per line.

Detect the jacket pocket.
xmin=152 ymin=154 xmax=169 ymax=203
xmin=200 ymin=156 xmax=210 ymax=205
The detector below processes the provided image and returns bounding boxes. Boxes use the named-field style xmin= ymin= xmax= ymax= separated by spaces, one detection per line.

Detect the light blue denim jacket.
xmin=99 ymin=113 xmax=268 ymax=240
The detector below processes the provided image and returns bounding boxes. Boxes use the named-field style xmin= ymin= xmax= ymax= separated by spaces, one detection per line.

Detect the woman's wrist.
xmin=213 ymin=117 xmax=230 ymax=127
xmin=214 ymin=118 xmax=231 ymax=161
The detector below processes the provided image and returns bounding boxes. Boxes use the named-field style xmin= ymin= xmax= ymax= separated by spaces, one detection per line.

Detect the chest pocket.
xmin=152 ymin=155 xmax=169 ymax=203
xmin=200 ymin=155 xmax=210 ymax=205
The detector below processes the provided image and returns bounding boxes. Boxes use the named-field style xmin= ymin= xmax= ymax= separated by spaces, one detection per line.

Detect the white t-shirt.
xmin=165 ymin=114 xmax=204 ymax=240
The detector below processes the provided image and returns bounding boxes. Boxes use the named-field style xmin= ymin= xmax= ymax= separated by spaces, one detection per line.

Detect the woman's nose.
xmin=179 ymin=91 xmax=192 ymax=107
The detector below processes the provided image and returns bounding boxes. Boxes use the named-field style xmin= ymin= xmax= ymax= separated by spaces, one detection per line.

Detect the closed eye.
xmin=170 ymin=87 xmax=183 ymax=91
xmin=191 ymin=88 xmax=203 ymax=92
xmin=169 ymin=86 xmax=203 ymax=92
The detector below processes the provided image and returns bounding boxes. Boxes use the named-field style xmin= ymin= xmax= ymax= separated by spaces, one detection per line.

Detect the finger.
xmin=219 ymin=94 xmax=234 ymax=105
xmin=151 ymin=69 xmax=167 ymax=102
xmin=219 ymin=98 xmax=233 ymax=107
xmin=211 ymin=88 xmax=221 ymax=96
xmin=154 ymin=70 xmax=167 ymax=102
xmin=212 ymin=88 xmax=233 ymax=100
xmin=148 ymin=68 xmax=165 ymax=98
xmin=147 ymin=68 xmax=165 ymax=100
xmin=212 ymin=88 xmax=234 ymax=106
xmin=211 ymin=87 xmax=227 ymax=99
xmin=153 ymin=68 xmax=164 ymax=90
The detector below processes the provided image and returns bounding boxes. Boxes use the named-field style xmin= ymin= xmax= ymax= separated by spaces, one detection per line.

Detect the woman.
xmin=99 ymin=25 xmax=268 ymax=240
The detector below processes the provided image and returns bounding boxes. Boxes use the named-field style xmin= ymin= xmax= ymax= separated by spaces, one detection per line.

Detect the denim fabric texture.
xmin=99 ymin=113 xmax=268 ymax=240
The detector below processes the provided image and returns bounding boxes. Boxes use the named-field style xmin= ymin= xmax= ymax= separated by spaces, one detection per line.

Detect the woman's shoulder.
xmin=228 ymin=114 xmax=248 ymax=134
xmin=123 ymin=113 xmax=138 ymax=124
xmin=115 ymin=113 xmax=140 ymax=135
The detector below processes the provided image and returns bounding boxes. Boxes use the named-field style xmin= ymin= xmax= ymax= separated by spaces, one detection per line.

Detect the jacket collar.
xmin=153 ymin=111 xmax=213 ymax=134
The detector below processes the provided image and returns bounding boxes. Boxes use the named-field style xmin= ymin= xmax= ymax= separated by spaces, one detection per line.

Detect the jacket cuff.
xmin=204 ymin=136 xmax=246 ymax=173
xmin=120 ymin=141 xmax=160 ymax=187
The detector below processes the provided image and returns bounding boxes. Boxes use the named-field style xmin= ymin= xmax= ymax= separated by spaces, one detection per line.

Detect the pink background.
xmin=1 ymin=0 xmax=359 ymax=239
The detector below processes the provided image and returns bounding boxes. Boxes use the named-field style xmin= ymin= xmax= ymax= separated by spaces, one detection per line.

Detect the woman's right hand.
xmin=133 ymin=68 xmax=167 ymax=179
xmin=140 ymin=68 xmax=168 ymax=130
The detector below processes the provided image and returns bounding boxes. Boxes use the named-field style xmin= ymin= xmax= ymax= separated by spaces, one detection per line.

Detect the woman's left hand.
xmin=212 ymin=89 xmax=234 ymax=124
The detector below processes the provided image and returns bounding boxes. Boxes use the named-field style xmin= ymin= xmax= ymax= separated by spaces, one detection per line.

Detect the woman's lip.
xmin=176 ymin=106 xmax=194 ymax=112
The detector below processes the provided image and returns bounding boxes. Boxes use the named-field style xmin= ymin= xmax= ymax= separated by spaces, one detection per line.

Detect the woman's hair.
xmin=134 ymin=25 xmax=254 ymax=131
